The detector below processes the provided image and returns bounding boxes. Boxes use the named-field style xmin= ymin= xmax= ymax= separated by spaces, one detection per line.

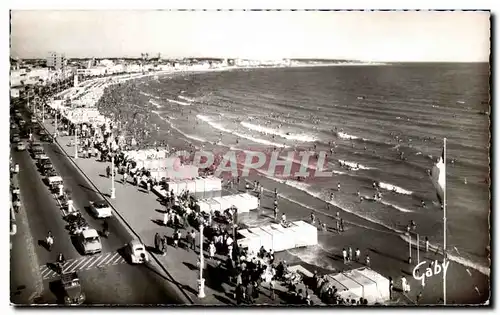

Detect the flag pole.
xmin=443 ymin=137 xmax=447 ymax=305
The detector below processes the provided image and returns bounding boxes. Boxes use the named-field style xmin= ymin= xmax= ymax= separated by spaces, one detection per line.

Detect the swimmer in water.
xmin=337 ymin=183 xmax=341 ymax=192
xmin=464 ymin=178 xmax=467 ymax=184
xmin=372 ymin=182 xmax=377 ymax=189
xmin=330 ymin=192 xmax=334 ymax=201
xmin=421 ymin=200 xmax=426 ymax=208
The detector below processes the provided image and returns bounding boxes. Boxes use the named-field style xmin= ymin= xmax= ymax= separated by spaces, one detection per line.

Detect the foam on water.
xmin=153 ymin=112 xmax=207 ymax=143
xmin=167 ymin=98 xmax=191 ymax=106
xmin=196 ymin=115 xmax=289 ymax=148
xmin=338 ymin=159 xmax=372 ymax=170
xmin=379 ymin=200 xmax=414 ymax=213
xmin=241 ymin=121 xmax=317 ymax=142
xmin=140 ymin=91 xmax=157 ymax=98
xmin=149 ymin=99 xmax=161 ymax=108
xmin=337 ymin=131 xmax=367 ymax=141
xmin=178 ymin=95 xmax=196 ymax=102
xmin=378 ymin=182 xmax=413 ymax=195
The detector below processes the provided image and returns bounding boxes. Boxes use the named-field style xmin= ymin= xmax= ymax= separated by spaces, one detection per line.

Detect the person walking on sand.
xmin=355 ymin=248 xmax=361 ymax=262
xmin=154 ymin=232 xmax=161 ymax=253
xmin=336 ymin=220 xmax=340 ymax=233
xmin=348 ymin=247 xmax=353 ymax=262
xmin=365 ymin=254 xmax=371 ymax=267
xmin=340 ymin=218 xmax=345 ymax=232
xmin=425 ymin=237 xmax=429 ymax=252
xmin=310 ymin=212 xmax=315 ymax=224
xmin=342 ymin=248 xmax=347 ymax=264
xmin=273 ymin=205 xmax=279 ymax=221
xmin=337 ymin=182 xmax=341 ymax=192
xmin=274 ymin=188 xmax=278 ymax=198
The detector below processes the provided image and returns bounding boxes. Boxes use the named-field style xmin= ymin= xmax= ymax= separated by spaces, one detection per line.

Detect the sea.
xmin=128 ymin=63 xmax=491 ymax=276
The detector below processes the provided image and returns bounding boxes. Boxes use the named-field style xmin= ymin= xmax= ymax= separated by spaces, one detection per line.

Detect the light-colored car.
xmin=89 ymin=201 xmax=112 ymax=218
xmin=16 ymin=142 xmax=26 ymax=151
xmin=125 ymin=240 xmax=149 ymax=264
xmin=77 ymin=229 xmax=102 ymax=255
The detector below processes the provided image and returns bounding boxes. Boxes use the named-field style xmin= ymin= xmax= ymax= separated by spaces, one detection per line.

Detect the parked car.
xmin=16 ymin=142 xmax=26 ymax=151
xmin=89 ymin=200 xmax=112 ymax=218
xmin=60 ymin=272 xmax=85 ymax=305
xmin=76 ymin=229 xmax=102 ymax=255
xmin=124 ymin=239 xmax=149 ymax=264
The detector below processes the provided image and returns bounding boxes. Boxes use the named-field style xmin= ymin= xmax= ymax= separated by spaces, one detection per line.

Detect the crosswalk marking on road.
xmin=39 ymin=251 xmax=126 ymax=280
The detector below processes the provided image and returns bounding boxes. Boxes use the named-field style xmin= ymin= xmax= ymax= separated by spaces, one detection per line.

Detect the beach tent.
xmin=239 ymin=193 xmax=259 ymax=211
xmin=250 ymin=227 xmax=273 ymax=251
xmin=269 ymin=224 xmax=296 ymax=251
xmin=198 ymin=200 xmax=211 ymax=214
xmin=261 ymin=225 xmax=289 ymax=252
xmin=185 ymin=180 xmax=196 ymax=193
xmin=330 ymin=272 xmax=364 ymax=298
xmin=194 ymin=178 xmax=205 ymax=193
xmin=204 ymin=176 xmax=222 ymax=191
xmin=289 ymin=220 xmax=318 ymax=247
xmin=212 ymin=196 xmax=232 ymax=212
xmin=206 ymin=198 xmax=221 ymax=212
xmin=354 ymin=268 xmax=390 ymax=303
xmin=238 ymin=229 xmax=261 ymax=254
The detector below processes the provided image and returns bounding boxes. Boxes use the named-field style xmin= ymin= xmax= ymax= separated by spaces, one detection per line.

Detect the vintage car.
xmin=36 ymin=154 xmax=50 ymax=165
xmin=31 ymin=117 xmax=37 ymax=123
xmin=77 ymin=229 xmax=102 ymax=255
xmin=60 ymin=272 xmax=86 ymax=305
xmin=40 ymin=134 xmax=54 ymax=143
xmin=124 ymin=239 xmax=149 ymax=264
xmin=44 ymin=169 xmax=59 ymax=179
xmin=10 ymin=163 xmax=19 ymax=174
xmin=89 ymin=200 xmax=112 ymax=219
xmin=16 ymin=142 xmax=26 ymax=151
xmin=47 ymin=175 xmax=63 ymax=190
xmin=30 ymin=144 xmax=44 ymax=156
xmin=11 ymin=135 xmax=21 ymax=143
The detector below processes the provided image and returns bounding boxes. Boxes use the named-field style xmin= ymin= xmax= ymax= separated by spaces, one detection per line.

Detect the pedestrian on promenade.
xmin=389 ymin=277 xmax=394 ymax=299
xmin=281 ymin=213 xmax=287 ymax=225
xmin=425 ymin=237 xmax=429 ymax=252
xmin=365 ymin=254 xmax=371 ymax=267
xmin=106 ymin=165 xmax=111 ymax=178
xmin=209 ymin=241 xmax=216 ymax=259
xmin=340 ymin=218 xmax=345 ymax=232
xmin=269 ymin=279 xmax=276 ymax=300
xmin=355 ymin=248 xmax=361 ymax=262
xmin=310 ymin=212 xmax=315 ymax=224
xmin=146 ymin=181 xmax=151 ymax=193
xmin=336 ymin=220 xmax=340 ymax=232
xmin=173 ymin=229 xmax=180 ymax=248
xmin=163 ymin=211 xmax=169 ymax=226
xmin=123 ymin=172 xmax=128 ymax=185
xmin=190 ymin=230 xmax=196 ymax=250
xmin=154 ymin=232 xmax=161 ymax=253
xmin=161 ymin=235 xmax=167 ymax=256
xmin=342 ymin=248 xmax=347 ymax=264
xmin=336 ymin=211 xmax=340 ymax=219
xmin=416 ymin=291 xmax=422 ymax=304
xmin=273 ymin=205 xmax=279 ymax=221
xmin=348 ymin=247 xmax=353 ymax=262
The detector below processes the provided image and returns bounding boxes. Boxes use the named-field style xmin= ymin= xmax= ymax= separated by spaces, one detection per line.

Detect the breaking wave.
xmin=378 ymin=182 xmax=413 ymax=195
xmin=241 ymin=121 xmax=317 ymax=142
xmin=167 ymin=98 xmax=191 ymax=106
xmin=338 ymin=159 xmax=372 ymax=170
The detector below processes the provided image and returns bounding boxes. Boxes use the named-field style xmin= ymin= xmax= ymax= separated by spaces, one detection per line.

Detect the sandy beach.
xmin=83 ymin=66 xmax=490 ymax=305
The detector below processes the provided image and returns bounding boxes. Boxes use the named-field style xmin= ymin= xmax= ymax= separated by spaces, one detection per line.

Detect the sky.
xmin=10 ymin=10 xmax=491 ymax=62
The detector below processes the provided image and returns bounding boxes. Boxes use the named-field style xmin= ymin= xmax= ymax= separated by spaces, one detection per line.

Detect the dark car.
xmin=60 ymin=272 xmax=85 ymax=305
xmin=40 ymin=134 xmax=53 ymax=143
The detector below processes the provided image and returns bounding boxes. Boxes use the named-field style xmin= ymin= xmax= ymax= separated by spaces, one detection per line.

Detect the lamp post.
xmin=74 ymin=128 xmax=78 ymax=159
xmin=198 ymin=219 xmax=206 ymax=298
xmin=110 ymin=154 xmax=116 ymax=199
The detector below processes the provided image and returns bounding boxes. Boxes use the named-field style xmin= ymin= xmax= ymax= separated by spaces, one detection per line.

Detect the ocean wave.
xmin=167 ymin=98 xmax=191 ymax=106
xmin=338 ymin=159 xmax=372 ymax=170
xmin=241 ymin=121 xmax=317 ymax=142
xmin=153 ymin=112 xmax=207 ymax=143
xmin=178 ymin=95 xmax=196 ymax=103
xmin=149 ymin=99 xmax=161 ymax=108
xmin=140 ymin=91 xmax=157 ymax=98
xmin=337 ymin=131 xmax=367 ymax=141
xmin=378 ymin=182 xmax=413 ymax=195
xmin=379 ymin=200 xmax=414 ymax=213
xmin=196 ymin=115 xmax=289 ymax=148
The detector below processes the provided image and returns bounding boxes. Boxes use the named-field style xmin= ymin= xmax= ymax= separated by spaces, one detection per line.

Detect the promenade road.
xmin=41 ymin=118 xmax=313 ymax=305
xmin=12 ymin=105 xmax=184 ymax=304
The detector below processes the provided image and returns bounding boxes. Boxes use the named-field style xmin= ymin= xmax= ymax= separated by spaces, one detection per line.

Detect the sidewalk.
xmin=41 ymin=120 xmax=298 ymax=305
